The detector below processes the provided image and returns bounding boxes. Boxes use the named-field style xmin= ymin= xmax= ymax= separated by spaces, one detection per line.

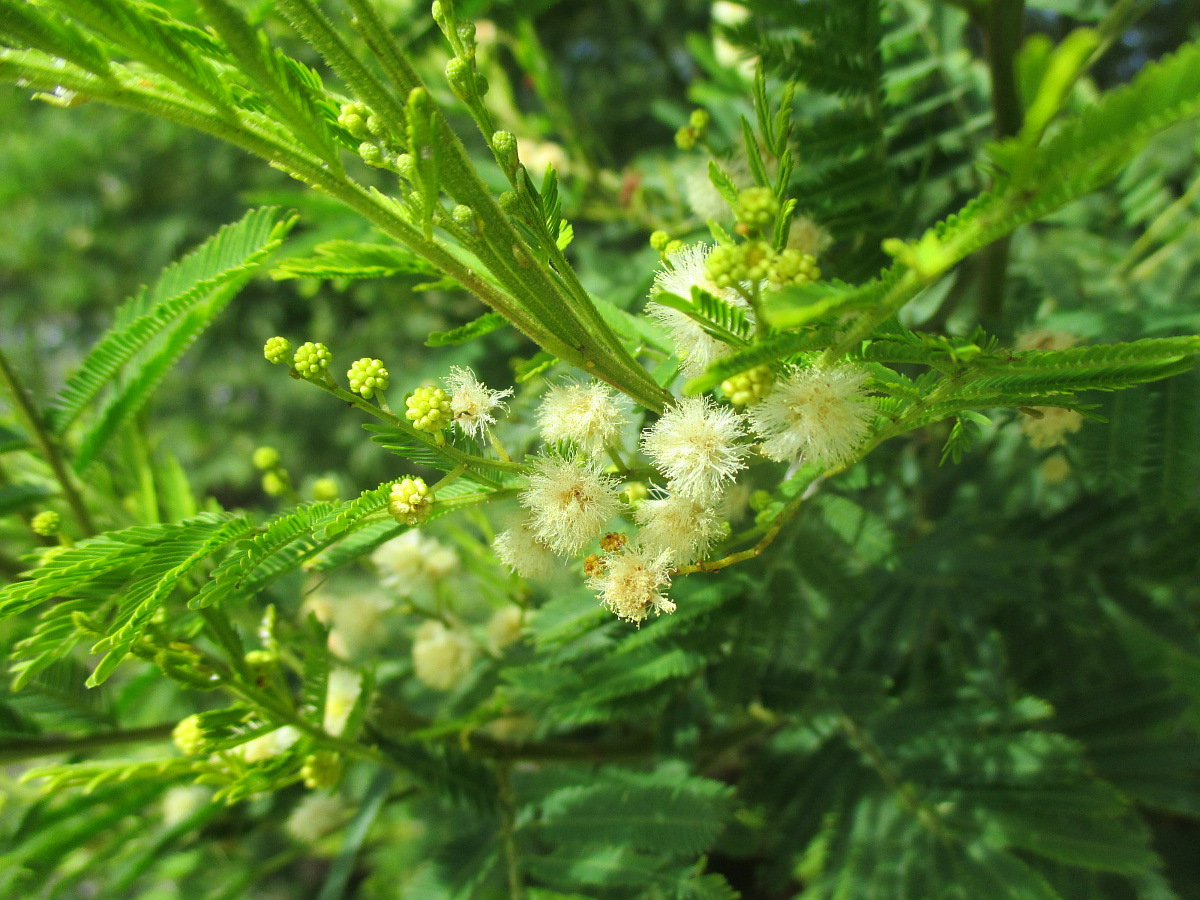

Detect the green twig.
xmin=0 ymin=723 xmax=176 ymax=765
xmin=0 ymin=346 xmax=96 ymax=536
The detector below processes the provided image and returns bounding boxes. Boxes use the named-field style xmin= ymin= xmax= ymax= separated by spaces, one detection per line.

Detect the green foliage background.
xmin=1 ymin=0 xmax=1200 ymax=898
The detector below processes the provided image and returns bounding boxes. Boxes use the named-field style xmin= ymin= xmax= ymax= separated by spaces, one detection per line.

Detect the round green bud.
xmin=262 ymin=471 xmax=287 ymax=496
xmin=252 ymin=446 xmax=281 ymax=471
xmin=664 ymin=239 xmax=685 ymax=256
xmin=451 ymin=204 xmax=475 ymax=227
xmin=358 ymin=141 xmax=385 ymax=167
xmin=337 ymin=102 xmax=371 ymax=140
xmin=705 ymin=240 xmax=775 ymax=287
xmin=498 ymin=190 xmax=519 ymax=213
xmin=689 ymin=108 xmax=711 ymax=131
xmin=721 ymin=364 xmax=774 ymax=407
xmin=491 ymin=130 xmax=519 ymax=173
xmin=264 ymin=336 xmax=292 ymax=365
xmin=766 ymin=248 xmax=821 ymax=289
xmin=365 ymin=113 xmax=385 ymax=137
xmin=431 ymin=1 xmax=446 ymax=24
xmin=649 ymin=230 xmax=671 ymax=251
xmin=388 ymin=476 xmax=432 ymax=526
xmin=173 ymin=715 xmax=206 ymax=756
xmin=31 ymin=510 xmax=60 ymax=536
xmin=293 ymin=341 xmax=332 ymax=379
xmin=347 ymin=357 xmax=390 ymax=399
xmin=396 ymin=153 xmax=416 ymax=180
xmin=749 ymin=489 xmax=773 ymax=512
xmin=675 ymin=126 xmax=697 ymax=151
xmin=456 ymin=21 xmax=477 ymax=52
xmin=302 ymin=751 xmax=343 ymax=790
xmin=312 ymin=477 xmax=339 ymax=502
xmin=734 ymin=186 xmax=779 ymax=229
xmin=405 ymin=385 xmax=451 ymax=434
xmin=620 ymin=482 xmax=649 ymax=506
xmin=446 ymin=57 xmax=474 ymax=99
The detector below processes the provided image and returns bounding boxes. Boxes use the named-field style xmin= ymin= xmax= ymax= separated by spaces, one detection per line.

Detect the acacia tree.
xmin=2 ymin=1 xmax=1199 ymax=897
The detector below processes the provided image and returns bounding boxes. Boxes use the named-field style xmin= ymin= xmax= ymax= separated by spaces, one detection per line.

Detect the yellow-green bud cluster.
xmin=734 ymin=186 xmax=779 ymax=229
xmin=767 ymin=248 xmax=821 ymax=288
xmin=388 ymin=476 xmax=432 ymax=526
xmin=264 ymin=336 xmax=292 ymax=365
xmin=649 ymin=230 xmax=671 ymax=252
xmin=675 ymin=108 xmax=711 ymax=150
xmin=358 ymin=141 xmax=386 ymax=167
xmin=347 ymin=358 xmax=390 ymax=399
xmin=397 ymin=153 xmax=415 ymax=180
xmin=172 ymin=714 xmax=206 ymax=756
xmin=262 ymin=471 xmax=288 ymax=497
xmin=311 ymin=477 xmax=339 ymax=502
xmin=721 ymin=365 xmax=774 ymax=407
xmin=293 ymin=342 xmax=332 ymax=379
xmin=451 ymin=204 xmax=475 ymax=227
xmin=252 ymin=446 xmax=281 ymax=470
xmin=705 ymin=241 xmax=774 ymax=287
xmin=302 ymin=751 xmax=342 ymax=789
xmin=244 ymin=649 xmax=276 ymax=668
xmin=492 ymin=130 xmax=519 ymax=174
xmin=406 ymin=386 xmax=451 ymax=433
xmin=31 ymin=510 xmax=60 ymax=536
xmin=337 ymin=101 xmax=371 ymax=140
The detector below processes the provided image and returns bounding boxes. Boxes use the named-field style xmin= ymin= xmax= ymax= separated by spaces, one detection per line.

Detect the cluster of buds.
xmin=30 ymin=510 xmax=60 ymax=537
xmin=721 ymin=364 xmax=774 ymax=407
xmin=347 ymin=358 xmax=390 ymax=400
xmin=293 ymin=341 xmax=332 ymax=380
xmin=676 ymin=108 xmax=711 ymax=151
xmin=253 ymin=445 xmax=291 ymax=498
xmin=406 ymin=385 xmax=452 ymax=437
xmin=388 ymin=476 xmax=433 ymax=526
xmin=734 ymin=186 xmax=779 ymax=230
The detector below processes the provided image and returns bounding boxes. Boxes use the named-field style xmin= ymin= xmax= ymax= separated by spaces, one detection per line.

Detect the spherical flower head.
xmin=30 ymin=510 xmax=60 ymax=536
xmin=323 ymin=667 xmax=362 ymax=737
xmin=685 ymin=158 xmax=750 ymax=222
xmin=536 ymin=381 xmax=627 ymax=453
xmin=325 ymin=594 xmax=390 ymax=660
xmin=388 ymin=477 xmax=432 ymax=526
xmin=721 ymin=364 xmax=774 ymax=407
xmin=706 ymin=241 xmax=774 ymax=288
xmin=264 ymin=336 xmax=292 ymax=365
xmin=253 ymin=446 xmax=281 ymax=471
xmin=294 ymin=342 xmax=331 ymax=379
xmin=647 ymin=243 xmax=753 ymax=378
xmin=748 ymin=363 xmax=874 ymax=466
xmin=371 ymin=529 xmax=458 ymax=595
xmin=173 ymin=714 xmax=205 ymax=756
xmin=337 ymin=101 xmax=370 ymax=139
xmin=519 ymin=456 xmax=624 ymax=556
xmin=787 ymin=215 xmax=833 ymax=259
xmin=634 ymin=490 xmax=723 ymax=562
xmin=302 ymin=751 xmax=342 ymax=790
xmin=406 ymin=386 xmax=451 ymax=434
xmin=493 ymin=516 xmax=559 ymax=579
xmin=641 ymin=397 xmax=749 ymax=503
xmin=444 ymin=366 xmax=513 ymax=439
xmin=262 ymin=471 xmax=287 ymax=496
xmin=311 ymin=476 xmax=339 ymax=502
xmin=1019 ymin=406 xmax=1084 ymax=450
xmin=286 ymin=793 xmax=345 ymax=844
xmin=236 ymin=725 xmax=301 ymax=763
xmin=589 ymin=544 xmax=675 ymax=624
xmin=347 ymin=358 xmax=390 ymax=399
xmin=766 ymin=248 xmax=821 ymax=289
xmin=412 ymin=621 xmax=476 ymax=691
xmin=734 ymin=186 xmax=779 ymax=229
xmin=485 ymin=605 xmax=525 ymax=654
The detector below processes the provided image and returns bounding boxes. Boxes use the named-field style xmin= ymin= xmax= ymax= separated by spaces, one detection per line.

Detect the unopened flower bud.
xmin=451 ymin=204 xmax=475 ymax=227
xmin=31 ymin=510 xmax=60 ymax=536
xmin=173 ymin=715 xmax=205 ymax=756
xmin=347 ymin=358 xmax=390 ymax=399
xmin=689 ymin=108 xmax=711 ymax=131
xmin=649 ymin=230 xmax=671 ymax=251
xmin=262 ymin=471 xmax=287 ymax=496
xmin=734 ymin=186 xmax=779 ymax=229
xmin=498 ymin=190 xmax=519 ymax=213
xmin=721 ymin=364 xmax=774 ymax=406
xmin=264 ymin=336 xmax=292 ymax=365
xmin=396 ymin=152 xmax=415 ymax=180
xmin=388 ymin=476 xmax=432 ymax=526
xmin=302 ymin=751 xmax=342 ymax=789
xmin=358 ymin=142 xmax=386 ymax=167
xmin=252 ymin=446 xmax=281 ymax=470
xmin=766 ymin=248 xmax=820 ymax=288
xmin=492 ymin=130 xmax=518 ymax=174
xmin=405 ymin=385 xmax=451 ymax=434
xmin=312 ymin=477 xmax=339 ymax=502
xmin=293 ymin=342 xmax=332 ymax=379
xmin=446 ymin=57 xmax=474 ymax=99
